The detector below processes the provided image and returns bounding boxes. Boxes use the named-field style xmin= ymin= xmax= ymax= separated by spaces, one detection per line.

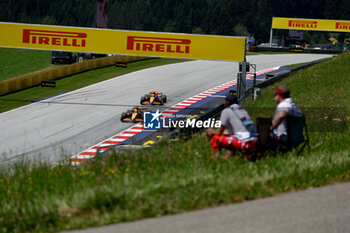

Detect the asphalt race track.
xmin=0 ymin=54 xmax=333 ymax=166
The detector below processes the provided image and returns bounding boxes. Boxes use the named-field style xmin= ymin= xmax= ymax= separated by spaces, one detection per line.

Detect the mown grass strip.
xmin=0 ymin=48 xmax=51 ymax=81
xmin=1 ymin=53 xmax=349 ymax=232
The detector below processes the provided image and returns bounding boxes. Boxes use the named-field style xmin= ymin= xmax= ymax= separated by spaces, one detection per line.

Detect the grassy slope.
xmin=1 ymin=53 xmax=350 ymax=232
xmin=0 ymin=48 xmax=51 ymax=81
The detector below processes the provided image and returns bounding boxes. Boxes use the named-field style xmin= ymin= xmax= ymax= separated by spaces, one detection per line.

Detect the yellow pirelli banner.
xmin=272 ymin=17 xmax=350 ymax=32
xmin=0 ymin=22 xmax=246 ymax=62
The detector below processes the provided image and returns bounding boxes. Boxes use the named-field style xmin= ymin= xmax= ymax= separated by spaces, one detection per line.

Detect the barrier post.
xmin=269 ymin=28 xmax=273 ymax=47
xmin=237 ymin=61 xmax=247 ymax=104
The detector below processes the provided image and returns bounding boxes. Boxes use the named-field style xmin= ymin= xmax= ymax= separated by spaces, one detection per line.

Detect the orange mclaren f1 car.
xmin=120 ymin=106 xmax=148 ymax=123
xmin=140 ymin=91 xmax=167 ymax=105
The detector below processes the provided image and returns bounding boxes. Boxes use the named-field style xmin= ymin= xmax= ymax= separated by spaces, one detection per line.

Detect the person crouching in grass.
xmin=206 ymin=94 xmax=258 ymax=159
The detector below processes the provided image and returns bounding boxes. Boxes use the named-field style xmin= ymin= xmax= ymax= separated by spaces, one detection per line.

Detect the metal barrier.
xmin=254 ymin=47 xmax=343 ymax=54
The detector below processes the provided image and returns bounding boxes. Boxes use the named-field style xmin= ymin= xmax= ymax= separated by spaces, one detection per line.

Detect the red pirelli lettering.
xmin=23 ymin=29 xmax=87 ymax=47
xmin=335 ymin=22 xmax=350 ymax=30
xmin=288 ymin=20 xmax=318 ymax=29
xmin=127 ymin=36 xmax=191 ymax=54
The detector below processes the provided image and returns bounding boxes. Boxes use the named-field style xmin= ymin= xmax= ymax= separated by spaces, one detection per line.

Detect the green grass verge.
xmin=1 ymin=138 xmax=349 ymax=233
xmin=0 ymin=58 xmax=188 ymax=113
xmin=0 ymin=48 xmax=51 ymax=81
xmin=1 ymin=53 xmax=350 ymax=232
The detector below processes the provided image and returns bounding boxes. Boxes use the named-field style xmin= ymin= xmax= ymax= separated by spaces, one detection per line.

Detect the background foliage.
xmin=1 ymin=0 xmax=350 ymax=43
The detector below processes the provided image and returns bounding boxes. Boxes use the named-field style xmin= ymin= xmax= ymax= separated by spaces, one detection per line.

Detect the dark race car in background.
xmin=77 ymin=53 xmax=108 ymax=62
xmin=51 ymin=51 xmax=77 ymax=64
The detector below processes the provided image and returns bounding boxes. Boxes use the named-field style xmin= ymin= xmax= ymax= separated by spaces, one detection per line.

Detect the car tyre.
xmin=162 ymin=95 xmax=167 ymax=103
xmin=121 ymin=112 xmax=127 ymax=121
xmin=140 ymin=96 xmax=146 ymax=105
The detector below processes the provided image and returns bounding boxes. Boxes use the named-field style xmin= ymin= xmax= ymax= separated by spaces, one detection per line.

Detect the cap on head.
xmin=274 ymin=85 xmax=290 ymax=98
xmin=225 ymin=94 xmax=238 ymax=105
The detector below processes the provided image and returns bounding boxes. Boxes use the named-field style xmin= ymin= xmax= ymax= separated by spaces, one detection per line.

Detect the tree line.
xmin=1 ymin=0 xmax=350 ymax=43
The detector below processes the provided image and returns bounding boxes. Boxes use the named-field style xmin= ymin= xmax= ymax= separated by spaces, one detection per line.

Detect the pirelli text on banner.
xmin=127 ymin=36 xmax=191 ymax=54
xmin=335 ymin=22 xmax=350 ymax=31
xmin=0 ymin=22 xmax=246 ymax=62
xmin=22 ymin=29 xmax=87 ymax=48
xmin=288 ymin=20 xmax=318 ymax=29
xmin=272 ymin=17 xmax=350 ymax=32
